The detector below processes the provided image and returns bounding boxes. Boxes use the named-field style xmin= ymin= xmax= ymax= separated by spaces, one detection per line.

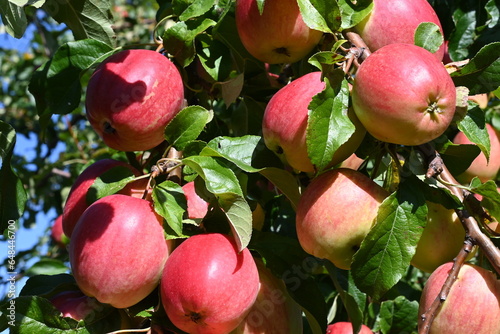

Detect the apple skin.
xmin=50 ymin=215 xmax=68 ymax=249
xmin=453 ymin=123 xmax=500 ymax=183
xmin=85 ymin=49 xmax=185 ymax=152
xmin=50 ymin=290 xmax=100 ymax=321
xmin=410 ymin=202 xmax=465 ymax=273
xmin=296 ymin=168 xmax=389 ymax=270
xmin=326 ymin=322 xmax=373 ymax=334
xmin=182 ymin=181 xmax=210 ymax=219
xmin=62 ymin=159 xmax=147 ymax=238
xmin=263 ymin=71 xmax=366 ymax=173
xmin=418 ymin=262 xmax=500 ymax=334
xmin=230 ymin=258 xmax=303 ymax=334
xmin=355 ymin=0 xmax=445 ymax=61
xmin=70 ymin=194 xmax=170 ymax=309
xmin=352 ymin=43 xmax=456 ymax=146
xmin=235 ymin=0 xmax=323 ymax=64
xmin=160 ymin=233 xmax=260 ymax=334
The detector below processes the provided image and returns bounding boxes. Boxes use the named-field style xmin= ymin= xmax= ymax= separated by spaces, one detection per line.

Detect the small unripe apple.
xmin=326 ymin=322 xmax=373 ymax=334
xmin=182 ymin=181 xmax=209 ymax=219
xmin=418 ymin=262 xmax=500 ymax=333
xmin=355 ymin=0 xmax=445 ymax=60
xmin=62 ymin=159 xmax=146 ymax=238
xmin=296 ymin=168 xmax=389 ymax=270
xmin=85 ymin=49 xmax=185 ymax=152
xmin=160 ymin=233 xmax=260 ymax=334
xmin=70 ymin=194 xmax=170 ymax=309
xmin=235 ymin=0 xmax=323 ymax=64
xmin=231 ymin=258 xmax=303 ymax=334
xmin=410 ymin=202 xmax=465 ymax=273
xmin=50 ymin=215 xmax=68 ymax=249
xmin=352 ymin=43 xmax=456 ymax=146
xmin=263 ymin=71 xmax=366 ymax=173
xmin=453 ymin=123 xmax=500 ymax=183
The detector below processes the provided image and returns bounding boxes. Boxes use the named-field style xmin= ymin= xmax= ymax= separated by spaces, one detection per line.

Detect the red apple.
xmin=85 ymin=49 xmax=185 ymax=152
xmin=263 ymin=71 xmax=366 ymax=173
xmin=50 ymin=215 xmax=68 ymax=249
xmin=231 ymin=258 xmax=303 ymax=334
xmin=62 ymin=158 xmax=147 ymax=238
xmin=296 ymin=168 xmax=389 ymax=270
xmin=160 ymin=233 xmax=260 ymax=334
xmin=453 ymin=123 xmax=500 ymax=183
xmin=182 ymin=181 xmax=209 ymax=219
xmin=355 ymin=0 xmax=445 ymax=60
xmin=70 ymin=194 xmax=170 ymax=309
xmin=326 ymin=322 xmax=373 ymax=334
xmin=339 ymin=153 xmax=364 ymax=170
xmin=50 ymin=290 xmax=100 ymax=321
xmin=418 ymin=262 xmax=500 ymax=333
xmin=235 ymin=0 xmax=323 ymax=64
xmin=410 ymin=202 xmax=466 ymax=273
xmin=352 ymin=43 xmax=456 ymax=146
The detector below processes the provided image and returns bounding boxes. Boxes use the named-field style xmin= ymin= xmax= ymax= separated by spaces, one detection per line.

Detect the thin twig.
xmin=343 ymin=31 xmax=371 ymax=63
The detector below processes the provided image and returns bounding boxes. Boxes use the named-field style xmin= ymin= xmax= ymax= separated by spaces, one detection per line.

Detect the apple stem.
xmin=343 ymin=31 xmax=372 ymax=63
xmin=107 ymin=327 xmax=151 ymax=333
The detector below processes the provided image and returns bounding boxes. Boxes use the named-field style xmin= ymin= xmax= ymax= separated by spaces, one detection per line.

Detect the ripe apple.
xmin=354 ymin=0 xmax=445 ymax=60
xmin=296 ymin=168 xmax=389 ymax=270
xmin=326 ymin=322 xmax=373 ymax=334
xmin=70 ymin=194 xmax=170 ymax=309
xmin=85 ymin=49 xmax=185 ymax=152
xmin=453 ymin=123 xmax=500 ymax=183
xmin=263 ymin=71 xmax=366 ymax=173
xmin=50 ymin=215 xmax=68 ymax=249
xmin=235 ymin=0 xmax=323 ymax=64
xmin=339 ymin=153 xmax=364 ymax=170
xmin=62 ymin=158 xmax=148 ymax=238
xmin=160 ymin=233 xmax=260 ymax=334
xmin=182 ymin=181 xmax=210 ymax=219
xmin=50 ymin=290 xmax=100 ymax=321
xmin=410 ymin=202 xmax=466 ymax=273
xmin=351 ymin=43 xmax=456 ymax=146
xmin=418 ymin=262 xmax=500 ymax=333
xmin=231 ymin=258 xmax=303 ymax=334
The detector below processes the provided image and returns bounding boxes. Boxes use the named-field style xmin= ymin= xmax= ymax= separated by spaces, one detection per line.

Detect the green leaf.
xmin=20 ymin=274 xmax=76 ymax=297
xmin=197 ymin=34 xmax=233 ymax=82
xmin=152 ymin=180 xmax=187 ymax=237
xmin=182 ymin=155 xmax=252 ymax=250
xmin=414 ymin=22 xmax=444 ymax=54
xmin=86 ymin=165 xmax=137 ymax=205
xmin=447 ymin=8 xmax=476 ymax=61
xmin=256 ymin=0 xmax=265 ymax=14
xmin=162 ymin=17 xmax=216 ymax=67
xmin=42 ymin=0 xmax=115 ymax=47
xmin=164 ymin=106 xmax=213 ymax=151
xmin=338 ymin=0 xmax=373 ymax=30
xmin=351 ymin=177 xmax=427 ymax=301
xmin=450 ymin=42 xmax=500 ymax=94
xmin=470 ymin=179 xmax=500 ymax=222
xmin=202 ymin=136 xmax=301 ymax=210
xmin=297 ymin=0 xmax=341 ymax=34
xmin=25 ymin=259 xmax=68 ymax=277
xmin=217 ymin=72 xmax=244 ymax=108
xmin=308 ymin=51 xmax=346 ymax=71
xmin=172 ymin=0 xmax=215 ymax=21
xmin=0 ymin=0 xmax=27 ymax=38
xmin=0 ymin=121 xmax=27 ymax=234
xmin=306 ymin=78 xmax=354 ymax=172
xmin=457 ymin=103 xmax=490 ymax=161
xmin=377 ymin=296 xmax=419 ymax=334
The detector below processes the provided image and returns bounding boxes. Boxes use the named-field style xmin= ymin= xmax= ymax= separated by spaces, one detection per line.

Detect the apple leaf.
xmin=450 ymin=42 xmax=500 ymax=94
xmin=414 ymin=22 xmax=444 ymax=54
xmin=297 ymin=0 xmax=341 ymax=34
xmin=42 ymin=0 xmax=115 ymax=47
xmin=164 ymin=106 xmax=213 ymax=151
xmin=217 ymin=72 xmax=245 ymax=108
xmin=256 ymin=0 xmax=265 ymax=14
xmin=86 ymin=166 xmax=138 ymax=205
xmin=197 ymin=34 xmax=233 ymax=82
xmin=338 ymin=0 xmax=373 ymax=30
xmin=202 ymin=136 xmax=301 ymax=210
xmin=162 ymin=17 xmax=217 ymax=67
xmin=440 ymin=141 xmax=482 ymax=178
xmin=0 ymin=0 xmax=27 ymax=38
xmin=0 ymin=121 xmax=27 ymax=235
xmin=470 ymin=178 xmax=500 ymax=222
xmin=457 ymin=102 xmax=490 ymax=161
xmin=375 ymin=296 xmax=419 ymax=334
xmin=182 ymin=155 xmax=252 ymax=250
xmin=351 ymin=177 xmax=428 ymax=301
xmin=172 ymin=0 xmax=216 ymax=21
xmin=306 ymin=78 xmax=354 ymax=172
xmin=152 ymin=180 xmax=187 ymax=237
xmin=308 ymin=51 xmax=346 ymax=71
xmin=249 ymin=231 xmax=328 ymax=334
xmin=25 ymin=259 xmax=68 ymax=277
xmin=20 ymin=274 xmax=76 ymax=297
